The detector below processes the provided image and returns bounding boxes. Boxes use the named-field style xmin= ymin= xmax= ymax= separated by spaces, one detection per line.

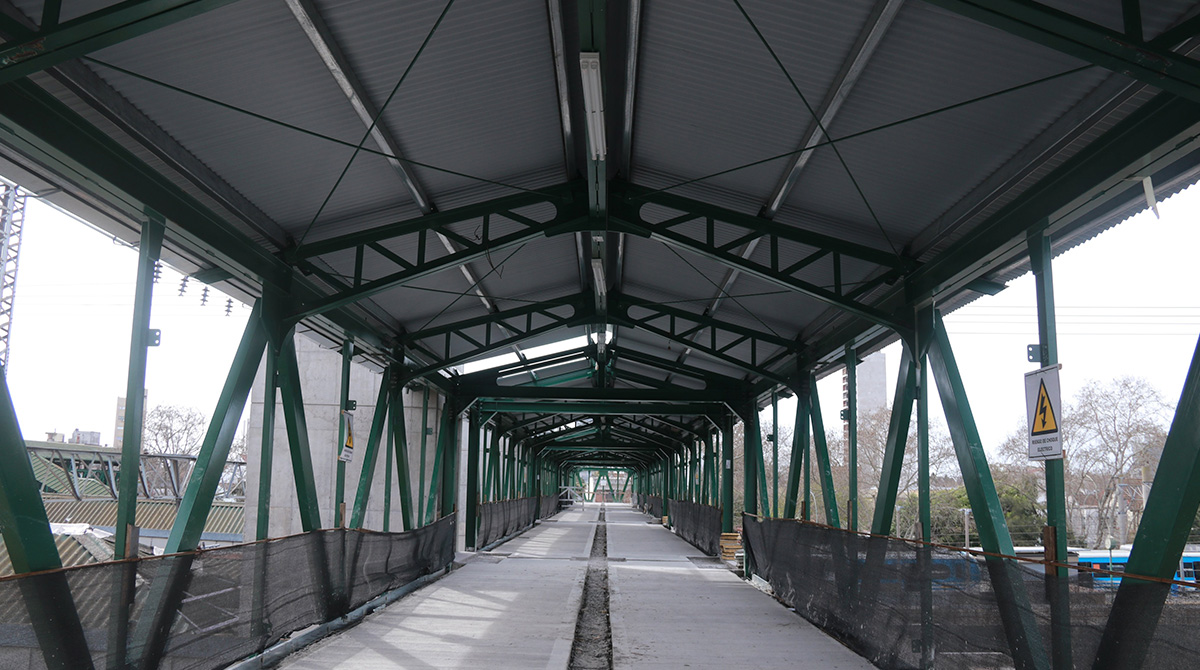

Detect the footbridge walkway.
xmin=276 ymin=505 xmax=871 ymax=670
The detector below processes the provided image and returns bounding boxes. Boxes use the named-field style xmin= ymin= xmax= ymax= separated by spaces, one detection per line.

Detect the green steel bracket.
xmin=115 ymin=214 xmax=164 ymax=560
xmin=809 ymin=374 xmax=840 ymax=527
xmin=0 ymin=366 xmax=94 ymax=669
xmin=923 ymin=0 xmax=1200 ymax=104
xmin=927 ymin=311 xmax=1047 ymax=670
xmin=349 ymin=367 xmax=394 ymax=528
xmin=1094 ymin=332 xmax=1200 ymax=669
xmin=870 ymin=347 xmax=917 ymax=535
xmin=0 ymin=0 xmax=243 ymax=86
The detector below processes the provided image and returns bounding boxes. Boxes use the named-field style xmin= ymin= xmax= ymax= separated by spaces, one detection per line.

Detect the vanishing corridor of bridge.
xmin=3 ymin=1 xmax=1200 ymax=669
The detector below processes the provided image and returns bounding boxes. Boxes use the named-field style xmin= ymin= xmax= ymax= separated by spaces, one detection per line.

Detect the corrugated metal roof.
xmin=42 ymin=499 xmax=245 ymax=537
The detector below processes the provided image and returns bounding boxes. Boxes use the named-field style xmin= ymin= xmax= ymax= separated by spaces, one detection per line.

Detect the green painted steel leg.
xmin=439 ymin=396 xmax=458 ymax=520
xmin=871 ymin=348 xmax=917 ymax=535
xmin=418 ymin=386 xmax=429 ymax=517
xmin=721 ymin=414 xmax=734 ymax=532
xmin=1029 ymin=232 xmax=1072 ymax=670
xmin=772 ymin=391 xmax=779 ymax=517
xmin=334 ymin=340 xmax=352 ymax=527
xmin=384 ymin=415 xmax=393 ymax=531
xmin=809 ymin=374 xmax=840 ymax=528
xmin=1094 ymin=331 xmax=1200 ymax=668
xmin=278 ymin=332 xmax=324 ymax=532
xmin=928 ymin=311 xmax=1048 ymax=670
xmin=349 ymin=368 xmax=393 ymax=528
xmin=256 ymin=346 xmax=278 ymax=541
xmin=846 ymin=346 xmax=858 ymax=531
xmin=115 ymin=215 xmax=164 ymax=559
xmin=0 ymin=365 xmax=94 ymax=670
xmin=783 ymin=386 xmax=807 ymax=520
xmin=918 ymin=354 xmax=930 ymax=542
xmin=389 ymin=383 xmax=414 ymax=531
xmin=466 ymin=405 xmax=481 ymax=549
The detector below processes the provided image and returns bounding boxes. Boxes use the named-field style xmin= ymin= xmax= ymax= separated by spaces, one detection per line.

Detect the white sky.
xmin=5 ymin=179 xmax=1200 ymax=457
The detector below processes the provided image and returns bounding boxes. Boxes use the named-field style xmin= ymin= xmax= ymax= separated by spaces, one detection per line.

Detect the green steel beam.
xmin=165 ymin=301 xmax=266 ymax=553
xmin=0 ymin=0 xmax=243 ymax=86
xmin=115 ymin=214 xmax=163 ymax=559
xmin=417 ymin=386 xmax=429 ymax=519
xmin=349 ymin=367 xmax=393 ymax=528
xmin=614 ymin=346 xmax=747 ymax=388
xmin=0 ymin=365 xmax=94 ymax=669
xmin=871 ymin=347 xmax=917 ymax=535
xmin=437 ymin=395 xmax=458 ymax=520
xmin=845 ymin=347 xmax=858 ymax=531
xmin=334 ymin=339 xmax=352 ymax=527
xmin=927 ymin=311 xmax=1047 ymax=670
xmin=384 ymin=411 xmax=392 ymax=530
xmin=1094 ymin=332 xmax=1200 ymax=668
xmin=464 ymin=383 xmax=731 ymax=403
xmin=923 ymin=0 xmax=1200 ymax=104
xmin=809 ymin=374 xmax=839 ymax=527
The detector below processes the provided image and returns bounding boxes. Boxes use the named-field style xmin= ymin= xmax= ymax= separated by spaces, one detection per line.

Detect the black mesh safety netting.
xmin=743 ymin=515 xmax=1200 ymax=670
xmin=645 ymin=496 xmax=663 ymax=520
xmin=539 ymin=494 xmax=559 ymax=519
xmin=477 ymin=497 xmax=539 ymax=549
xmin=0 ymin=515 xmax=455 ymax=670
xmin=634 ymin=493 xmax=646 ymax=511
xmin=667 ymin=499 xmax=721 ymax=556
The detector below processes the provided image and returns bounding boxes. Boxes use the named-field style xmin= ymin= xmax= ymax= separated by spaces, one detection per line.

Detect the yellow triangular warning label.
xmin=1032 ymin=380 xmax=1058 ymax=435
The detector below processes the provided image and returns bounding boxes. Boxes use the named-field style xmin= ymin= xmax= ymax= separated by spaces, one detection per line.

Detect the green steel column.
xmin=928 ymin=312 xmax=1048 ymax=670
xmin=418 ymin=386 xmax=429 ymax=516
xmin=437 ymin=396 xmax=459 ymax=521
xmin=783 ymin=385 xmax=808 ymax=520
xmin=809 ymin=374 xmax=840 ymax=528
xmin=389 ymin=383 xmax=414 ymax=530
xmin=664 ymin=455 xmax=673 ymax=523
xmin=772 ymin=391 xmax=779 ymax=517
xmin=334 ymin=340 xmax=352 ymax=528
xmin=721 ymin=414 xmax=734 ymax=531
xmin=701 ymin=435 xmax=711 ymax=505
xmin=349 ymin=368 xmax=393 ymax=528
xmin=0 ymin=365 xmax=93 ymax=669
xmin=422 ymin=400 xmax=445 ymax=525
xmin=465 ymin=405 xmax=481 ymax=549
xmin=918 ymin=355 xmax=930 ymax=542
xmin=256 ymin=347 xmax=278 ymax=541
xmin=1094 ymin=331 xmax=1200 ymax=668
xmin=115 ymin=215 xmax=164 ymax=560
xmin=1029 ymin=232 xmax=1073 ymax=670
xmin=871 ymin=348 xmax=917 ymax=535
xmin=845 ymin=346 xmax=858 ymax=531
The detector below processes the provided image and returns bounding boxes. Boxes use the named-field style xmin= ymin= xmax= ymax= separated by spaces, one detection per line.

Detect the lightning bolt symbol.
xmin=1038 ymin=395 xmax=1048 ymax=428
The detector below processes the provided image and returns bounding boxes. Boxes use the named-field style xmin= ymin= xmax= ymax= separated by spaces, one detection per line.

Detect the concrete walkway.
xmin=606 ymin=506 xmax=873 ymax=669
xmin=277 ymin=504 xmax=872 ymax=669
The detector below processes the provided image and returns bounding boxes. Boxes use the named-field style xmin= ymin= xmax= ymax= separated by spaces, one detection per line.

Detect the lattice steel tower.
xmin=0 ymin=182 xmax=26 ymax=371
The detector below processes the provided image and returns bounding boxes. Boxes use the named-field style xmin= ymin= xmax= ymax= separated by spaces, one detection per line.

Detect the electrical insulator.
xmin=152 ymin=260 xmax=162 ymax=283
xmin=200 ymin=286 xmax=209 ymax=306
xmin=225 ymin=298 xmax=233 ymax=316
xmin=178 ymin=276 xmax=188 ymax=297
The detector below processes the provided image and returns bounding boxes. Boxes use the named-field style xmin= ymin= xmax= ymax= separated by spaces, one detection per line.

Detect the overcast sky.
xmin=5 ymin=179 xmax=1200 ymax=460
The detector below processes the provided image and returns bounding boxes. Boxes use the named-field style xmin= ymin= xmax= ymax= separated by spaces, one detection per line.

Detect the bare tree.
xmin=142 ymin=405 xmax=207 ymax=455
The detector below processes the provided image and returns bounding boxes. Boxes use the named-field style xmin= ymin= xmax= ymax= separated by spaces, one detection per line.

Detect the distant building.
xmin=843 ymin=351 xmax=887 ymax=440
xmin=69 ymin=429 xmax=101 ymax=446
xmin=113 ymin=391 xmax=147 ymax=447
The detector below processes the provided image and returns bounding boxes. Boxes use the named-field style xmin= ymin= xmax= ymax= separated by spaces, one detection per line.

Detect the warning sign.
xmin=1024 ymin=365 xmax=1062 ymax=461
xmin=338 ymin=411 xmax=355 ymax=463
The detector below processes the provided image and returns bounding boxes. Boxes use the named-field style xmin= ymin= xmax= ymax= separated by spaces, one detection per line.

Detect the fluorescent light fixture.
xmin=591 ymin=257 xmax=607 ymax=300
xmin=580 ymin=52 xmax=606 ymax=160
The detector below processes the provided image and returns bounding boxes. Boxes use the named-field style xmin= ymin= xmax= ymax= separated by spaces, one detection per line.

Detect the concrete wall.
xmin=244 ymin=333 xmax=447 ymax=538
